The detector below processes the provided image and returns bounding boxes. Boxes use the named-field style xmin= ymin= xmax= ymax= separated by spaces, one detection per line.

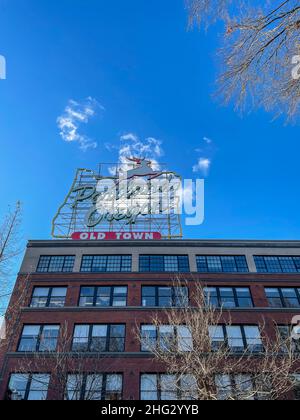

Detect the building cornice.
xmin=26 ymin=239 xmax=300 ymax=249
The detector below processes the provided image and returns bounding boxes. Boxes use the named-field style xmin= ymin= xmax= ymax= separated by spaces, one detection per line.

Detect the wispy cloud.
xmin=192 ymin=136 xmax=216 ymax=176
xmin=107 ymin=133 xmax=164 ymax=175
xmin=57 ymin=97 xmax=104 ymax=151
xmin=193 ymin=158 xmax=211 ymax=176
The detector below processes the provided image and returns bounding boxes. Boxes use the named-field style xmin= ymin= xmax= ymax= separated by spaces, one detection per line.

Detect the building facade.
xmin=1 ymin=238 xmax=300 ymax=400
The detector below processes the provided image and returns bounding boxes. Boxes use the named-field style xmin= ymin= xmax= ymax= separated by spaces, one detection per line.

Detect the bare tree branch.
xmin=137 ymin=277 xmax=300 ymax=400
xmin=186 ymin=0 xmax=300 ymax=120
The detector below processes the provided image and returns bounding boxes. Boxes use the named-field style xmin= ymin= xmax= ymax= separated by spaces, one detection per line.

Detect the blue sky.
xmin=0 ymin=0 xmax=300 ymax=261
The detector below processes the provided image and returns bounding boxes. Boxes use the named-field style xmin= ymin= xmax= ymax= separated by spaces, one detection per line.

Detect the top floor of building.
xmin=19 ymin=239 xmax=300 ymax=275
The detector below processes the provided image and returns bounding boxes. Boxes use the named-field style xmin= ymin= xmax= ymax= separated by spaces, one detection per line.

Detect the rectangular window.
xmin=37 ymin=256 xmax=75 ymax=273
xmin=140 ymin=374 xmax=198 ymax=400
xmin=8 ymin=374 xmax=50 ymax=400
xmin=277 ymin=326 xmax=300 ymax=353
xmin=139 ymin=256 xmax=190 ymax=273
xmin=18 ymin=325 xmax=60 ymax=352
xmin=30 ymin=287 xmax=67 ymax=308
xmin=80 ymin=256 xmax=132 ymax=273
xmin=141 ymin=325 xmax=193 ymax=352
xmin=66 ymin=374 xmax=123 ymax=400
xmin=204 ymin=287 xmax=253 ymax=309
xmin=197 ymin=256 xmax=249 ymax=273
xmin=72 ymin=325 xmax=125 ymax=352
xmin=142 ymin=286 xmax=189 ymax=307
xmin=215 ymin=374 xmax=256 ymax=400
xmin=79 ymin=286 xmax=128 ymax=307
xmin=265 ymin=288 xmax=300 ymax=308
xmin=255 ymin=256 xmax=300 ymax=273
xmin=209 ymin=325 xmax=263 ymax=353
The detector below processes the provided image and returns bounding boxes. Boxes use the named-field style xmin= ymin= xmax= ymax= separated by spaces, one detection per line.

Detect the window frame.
xmin=140 ymin=325 xmax=193 ymax=353
xmin=18 ymin=325 xmax=60 ymax=353
xmin=141 ymin=286 xmax=189 ymax=307
xmin=210 ymin=325 xmax=264 ymax=353
xmin=140 ymin=373 xmax=198 ymax=400
xmin=71 ymin=324 xmax=126 ymax=353
xmin=8 ymin=373 xmax=51 ymax=401
xmin=66 ymin=373 xmax=123 ymax=401
xmin=78 ymin=286 xmax=128 ymax=308
xmin=254 ymin=256 xmax=300 ymax=273
xmin=80 ymin=255 xmax=132 ymax=273
xmin=36 ymin=256 xmax=75 ymax=273
xmin=215 ymin=374 xmax=258 ymax=400
xmin=30 ymin=286 xmax=68 ymax=308
xmin=277 ymin=325 xmax=300 ymax=353
xmin=204 ymin=287 xmax=254 ymax=309
xmin=196 ymin=255 xmax=249 ymax=273
xmin=139 ymin=255 xmax=190 ymax=273
xmin=265 ymin=287 xmax=300 ymax=308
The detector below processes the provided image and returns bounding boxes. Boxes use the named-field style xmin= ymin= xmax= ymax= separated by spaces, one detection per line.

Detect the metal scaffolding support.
xmin=52 ymin=162 xmax=183 ymax=240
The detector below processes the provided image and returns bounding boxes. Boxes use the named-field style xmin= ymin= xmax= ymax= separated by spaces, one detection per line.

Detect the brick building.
xmin=1 ymin=238 xmax=300 ymax=400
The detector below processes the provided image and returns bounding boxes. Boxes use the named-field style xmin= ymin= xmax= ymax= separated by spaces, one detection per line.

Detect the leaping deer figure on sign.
xmin=125 ymin=157 xmax=163 ymax=180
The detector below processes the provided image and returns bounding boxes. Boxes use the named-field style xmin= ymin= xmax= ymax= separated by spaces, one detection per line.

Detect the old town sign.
xmin=52 ymin=158 xmax=183 ymax=240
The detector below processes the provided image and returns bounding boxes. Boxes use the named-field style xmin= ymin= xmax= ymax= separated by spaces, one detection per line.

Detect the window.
xmin=209 ymin=325 xmax=263 ymax=353
xmin=30 ymin=287 xmax=67 ymax=308
xmin=66 ymin=374 xmax=123 ymax=400
xmin=141 ymin=325 xmax=193 ymax=352
xmin=255 ymin=256 xmax=300 ymax=273
xmin=197 ymin=256 xmax=249 ymax=273
xmin=79 ymin=286 xmax=127 ymax=307
xmin=139 ymin=256 xmax=190 ymax=273
xmin=8 ymin=374 xmax=50 ymax=400
xmin=265 ymin=288 xmax=300 ymax=308
xmin=204 ymin=287 xmax=253 ymax=309
xmin=80 ymin=255 xmax=132 ymax=272
xmin=142 ymin=286 xmax=189 ymax=307
xmin=215 ymin=374 xmax=256 ymax=400
xmin=18 ymin=325 xmax=60 ymax=352
xmin=37 ymin=256 xmax=75 ymax=273
xmin=277 ymin=326 xmax=300 ymax=353
xmin=72 ymin=325 xmax=125 ymax=352
xmin=140 ymin=374 xmax=198 ymax=400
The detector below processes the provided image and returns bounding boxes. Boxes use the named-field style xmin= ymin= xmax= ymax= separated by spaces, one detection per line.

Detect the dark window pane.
xmin=80 ymin=297 xmax=94 ymax=307
xmin=142 ymin=296 xmax=156 ymax=307
xmin=282 ymin=289 xmax=300 ymax=308
xmin=81 ymin=256 xmax=131 ymax=273
xmin=205 ymin=287 xmax=253 ymax=308
xmin=39 ymin=326 xmax=59 ymax=352
xmin=197 ymin=256 xmax=248 ymax=273
xmin=139 ymin=256 xmax=189 ymax=273
xmin=265 ymin=288 xmax=283 ymax=308
xmin=219 ymin=288 xmax=236 ymax=309
xmin=255 ymin=256 xmax=300 ymax=273
xmin=236 ymin=288 xmax=253 ymax=308
xmin=37 ymin=256 xmax=75 ymax=273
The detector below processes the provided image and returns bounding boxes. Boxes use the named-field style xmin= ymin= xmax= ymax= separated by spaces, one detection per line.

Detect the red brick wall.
xmin=1 ymin=271 xmax=300 ymax=400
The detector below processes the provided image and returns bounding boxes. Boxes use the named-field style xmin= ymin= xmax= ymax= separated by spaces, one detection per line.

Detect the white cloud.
xmin=57 ymin=97 xmax=104 ymax=151
xmin=120 ymin=133 xmax=139 ymax=142
xmin=107 ymin=133 xmax=164 ymax=174
xmin=193 ymin=158 xmax=211 ymax=175
xmin=192 ymin=136 xmax=216 ymax=176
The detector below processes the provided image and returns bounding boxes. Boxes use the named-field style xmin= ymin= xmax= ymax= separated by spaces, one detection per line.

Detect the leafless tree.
xmin=186 ymin=0 xmax=300 ymax=120
xmin=10 ymin=322 xmax=123 ymax=400
xmin=138 ymin=278 xmax=300 ymax=400
xmin=0 ymin=202 xmax=23 ymax=304
xmin=0 ymin=273 xmax=31 ymax=395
